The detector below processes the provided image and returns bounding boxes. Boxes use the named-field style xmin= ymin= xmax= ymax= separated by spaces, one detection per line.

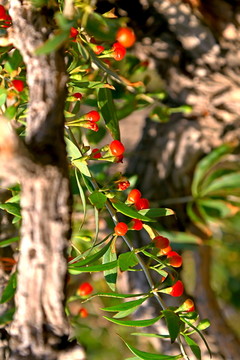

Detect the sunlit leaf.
xmin=0 ymin=203 xmax=21 ymax=218
xmin=104 ymin=315 xmax=162 ymax=327
xmin=103 ymin=240 xmax=117 ymax=291
xmin=118 ymin=252 xmax=138 ymax=271
xmin=102 ymin=297 xmax=147 ymax=312
xmin=139 ymin=208 xmax=174 ymax=218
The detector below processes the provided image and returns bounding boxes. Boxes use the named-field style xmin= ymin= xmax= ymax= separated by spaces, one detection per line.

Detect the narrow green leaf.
xmin=89 ymin=190 xmax=107 ymax=209
xmin=73 ymin=159 xmax=92 ymax=178
xmin=0 ymin=237 xmax=19 ymax=248
xmin=183 ymin=335 xmax=201 ymax=360
xmin=75 ymin=169 xmax=87 ymax=230
xmin=0 ymin=307 xmax=15 ymax=325
xmin=118 ymin=252 xmax=138 ymax=271
xmin=68 ymin=260 xmax=118 ymax=274
xmin=0 ymin=92 xmax=7 ymax=107
xmin=65 ymin=136 xmax=82 ymax=160
xmin=113 ymin=306 xmax=141 ymax=319
xmin=0 ymin=203 xmax=21 ymax=218
xmin=104 ymin=315 xmax=162 ymax=327
xmin=35 ymin=31 xmax=69 ymax=55
xmin=200 ymin=172 xmax=240 ymax=196
xmin=112 ymin=201 xmax=155 ymax=222
xmin=139 ymin=208 xmax=174 ymax=218
xmin=102 ymin=297 xmax=147 ymax=312
xmin=131 ymin=332 xmax=170 ymax=339
xmin=123 ymin=340 xmax=182 ymax=359
xmin=162 ymin=310 xmax=181 ymax=343
xmin=197 ymin=319 xmax=210 ymax=331
xmin=103 ymin=240 xmax=118 ymax=291
xmin=192 ymin=143 xmax=234 ymax=197
xmin=182 ymin=318 xmax=212 ymax=358
xmin=98 ymin=88 xmax=120 ymax=140
xmin=197 ymin=199 xmax=238 ymax=219
xmin=0 ymin=272 xmax=17 ymax=304
xmin=69 ymin=240 xmax=113 ymax=268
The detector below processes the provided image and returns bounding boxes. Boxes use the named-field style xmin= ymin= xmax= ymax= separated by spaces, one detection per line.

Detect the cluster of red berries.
xmin=152 ymin=235 xmax=182 ymax=267
xmin=76 ymin=110 xmax=101 ymax=132
xmin=114 ymin=188 xmax=149 ymax=236
xmin=0 ymin=5 xmax=12 ymax=28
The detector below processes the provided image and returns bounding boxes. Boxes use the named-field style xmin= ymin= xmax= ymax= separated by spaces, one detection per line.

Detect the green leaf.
xmin=112 ymin=201 xmax=155 ymax=222
xmin=65 ymin=136 xmax=81 ymax=159
xmin=4 ymin=49 xmax=23 ymax=73
xmin=73 ymin=159 xmax=92 ymax=178
xmin=0 ymin=203 xmax=21 ymax=218
xmin=197 ymin=199 xmax=238 ymax=219
xmin=89 ymin=190 xmax=107 ymax=209
xmin=85 ymin=291 xmax=147 ymax=301
xmin=139 ymin=208 xmax=174 ymax=218
xmin=192 ymin=143 xmax=234 ymax=197
xmin=0 ymin=307 xmax=15 ymax=325
xmin=162 ymin=310 xmax=181 ymax=343
xmin=35 ymin=31 xmax=69 ymax=55
xmin=104 ymin=315 xmax=162 ymax=327
xmin=0 ymin=237 xmax=19 ymax=248
xmin=123 ymin=340 xmax=182 ymax=359
xmin=183 ymin=335 xmax=201 ymax=360
xmin=197 ymin=319 xmax=210 ymax=331
xmin=103 ymin=240 xmax=117 ymax=291
xmin=69 ymin=240 xmax=113 ymax=268
xmin=98 ymin=88 xmax=120 ymax=140
xmin=68 ymin=260 xmax=118 ymax=274
xmin=0 ymin=272 xmax=17 ymax=304
xmin=200 ymin=172 xmax=240 ymax=196
xmin=0 ymin=91 xmax=7 ymax=107
xmin=113 ymin=306 xmax=141 ymax=319
xmin=86 ymin=12 xmax=118 ymax=42
xmin=118 ymin=252 xmax=138 ymax=271
xmin=75 ymin=169 xmax=87 ymax=229
xmin=131 ymin=332 xmax=170 ymax=339
xmin=69 ymin=80 xmax=114 ymax=90
xmin=102 ymin=297 xmax=147 ymax=312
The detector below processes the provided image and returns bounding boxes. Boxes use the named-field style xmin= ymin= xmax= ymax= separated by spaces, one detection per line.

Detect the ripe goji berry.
xmin=112 ymin=42 xmax=126 ymax=61
xmin=109 ymin=140 xmax=125 ymax=157
xmin=116 ymin=27 xmax=136 ymax=48
xmin=79 ymin=308 xmax=88 ymax=318
xmin=73 ymin=92 xmax=83 ymax=100
xmin=169 ymin=280 xmax=184 ymax=297
xmin=127 ymin=189 xmax=142 ymax=204
xmin=135 ymin=198 xmax=149 ymax=210
xmin=153 ymin=236 xmax=172 ymax=255
xmin=166 ymin=251 xmax=182 ymax=268
xmin=131 ymin=219 xmax=143 ymax=230
xmin=70 ymin=27 xmax=78 ymax=38
xmin=85 ymin=110 xmax=100 ymax=122
xmin=93 ymin=45 xmax=105 ymax=55
xmin=12 ymin=79 xmax=24 ymax=92
xmin=114 ymin=222 xmax=128 ymax=236
xmin=77 ymin=282 xmax=93 ymax=296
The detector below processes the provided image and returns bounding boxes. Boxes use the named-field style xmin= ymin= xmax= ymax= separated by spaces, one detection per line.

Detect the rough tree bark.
xmin=0 ymin=1 xmax=85 ymax=359
xmin=97 ymin=0 xmax=240 ymax=359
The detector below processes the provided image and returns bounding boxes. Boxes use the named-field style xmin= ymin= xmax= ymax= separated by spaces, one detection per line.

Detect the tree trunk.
xmin=0 ymin=1 xmax=85 ymax=359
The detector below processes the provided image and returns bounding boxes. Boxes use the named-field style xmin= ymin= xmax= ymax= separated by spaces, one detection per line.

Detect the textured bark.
xmin=96 ymin=0 xmax=240 ymax=359
xmin=0 ymin=1 xmax=85 ymax=359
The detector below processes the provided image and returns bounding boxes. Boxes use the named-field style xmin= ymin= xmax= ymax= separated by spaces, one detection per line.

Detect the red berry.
xmin=153 ymin=236 xmax=169 ymax=249
xmin=79 ymin=308 xmax=88 ymax=318
xmin=73 ymin=92 xmax=83 ymax=100
xmin=127 ymin=189 xmax=142 ymax=204
xmin=85 ymin=121 xmax=99 ymax=132
xmin=93 ymin=45 xmax=105 ymax=55
xmin=135 ymin=198 xmax=150 ymax=210
xmin=77 ymin=282 xmax=93 ymax=296
xmin=169 ymin=280 xmax=184 ymax=297
xmin=116 ymin=27 xmax=136 ymax=48
xmin=109 ymin=140 xmax=125 ymax=157
xmin=166 ymin=251 xmax=182 ymax=268
xmin=112 ymin=42 xmax=126 ymax=61
xmin=85 ymin=110 xmax=100 ymax=122
xmin=182 ymin=299 xmax=195 ymax=312
xmin=117 ymin=180 xmax=130 ymax=191
xmin=114 ymin=222 xmax=128 ymax=236
xmin=0 ymin=6 xmax=7 ymax=19
xmin=70 ymin=27 xmax=78 ymax=38
xmin=91 ymin=148 xmax=102 ymax=159
xmin=12 ymin=79 xmax=24 ymax=92
xmin=132 ymin=219 xmax=143 ymax=230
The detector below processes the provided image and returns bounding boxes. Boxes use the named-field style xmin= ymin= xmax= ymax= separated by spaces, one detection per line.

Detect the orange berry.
xmin=182 ymin=299 xmax=195 ymax=312
xmin=109 ymin=140 xmax=125 ymax=157
xmin=85 ymin=110 xmax=100 ymax=122
xmin=93 ymin=45 xmax=105 ymax=55
xmin=127 ymin=189 xmax=142 ymax=204
xmin=166 ymin=251 xmax=182 ymax=268
xmin=116 ymin=27 xmax=136 ymax=48
xmin=131 ymin=219 xmax=143 ymax=230
xmin=79 ymin=308 xmax=88 ymax=318
xmin=114 ymin=222 xmax=128 ymax=236
xmin=77 ymin=282 xmax=93 ymax=296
